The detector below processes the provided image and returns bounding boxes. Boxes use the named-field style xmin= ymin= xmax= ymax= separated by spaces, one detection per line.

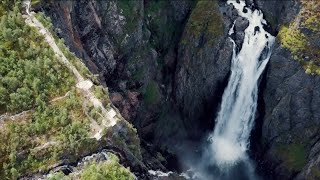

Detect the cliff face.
xmin=0 ymin=3 xmax=144 ymax=178
xmin=40 ymin=0 xmax=236 ymax=148
xmin=39 ymin=0 xmax=320 ymax=179
xmin=256 ymin=0 xmax=320 ymax=179
xmin=261 ymin=41 xmax=320 ymax=180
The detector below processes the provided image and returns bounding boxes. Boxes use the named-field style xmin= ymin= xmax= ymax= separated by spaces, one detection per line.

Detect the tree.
xmin=8 ymin=87 xmax=33 ymax=111
xmin=80 ymin=153 xmax=135 ymax=180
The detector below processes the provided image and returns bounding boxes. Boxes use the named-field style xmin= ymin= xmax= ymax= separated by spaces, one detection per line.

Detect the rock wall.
xmin=38 ymin=0 xmax=320 ymax=179
xmin=256 ymin=0 xmax=320 ymax=179
xmin=39 ymin=0 xmax=236 ymax=148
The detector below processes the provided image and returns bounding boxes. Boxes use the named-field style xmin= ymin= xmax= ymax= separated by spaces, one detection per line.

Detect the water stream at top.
xmin=208 ymin=0 xmax=275 ymax=170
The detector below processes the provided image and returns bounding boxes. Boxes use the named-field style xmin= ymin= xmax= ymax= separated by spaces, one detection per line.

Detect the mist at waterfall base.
xmin=179 ymin=1 xmax=275 ymax=179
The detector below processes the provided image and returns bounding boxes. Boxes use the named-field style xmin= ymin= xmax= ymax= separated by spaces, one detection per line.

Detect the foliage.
xmin=0 ymin=2 xmax=141 ymax=179
xmin=145 ymin=1 xmax=177 ymax=51
xmin=0 ymin=89 xmax=92 ymax=179
xmin=93 ymin=85 xmax=110 ymax=106
xmin=311 ymin=167 xmax=320 ymax=179
xmin=276 ymin=143 xmax=308 ymax=171
xmin=117 ymin=0 xmax=140 ymax=34
xmin=278 ymin=26 xmax=307 ymax=55
xmin=278 ymin=0 xmax=320 ymax=75
xmin=133 ymin=68 xmax=144 ymax=81
xmin=0 ymin=7 xmax=93 ymax=178
xmin=80 ymin=153 xmax=135 ymax=180
xmin=301 ymin=0 xmax=320 ymax=33
xmin=0 ymin=0 xmax=20 ymax=16
xmin=35 ymin=12 xmax=93 ymax=80
xmin=143 ymin=81 xmax=160 ymax=105
xmin=49 ymin=153 xmax=135 ymax=180
xmin=0 ymin=9 xmax=75 ymax=113
xmin=183 ymin=0 xmax=223 ymax=45
xmin=49 ymin=172 xmax=71 ymax=180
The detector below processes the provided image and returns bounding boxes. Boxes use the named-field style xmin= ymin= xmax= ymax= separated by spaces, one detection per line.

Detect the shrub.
xmin=80 ymin=153 xmax=135 ymax=180
xmin=143 ymin=81 xmax=160 ymax=105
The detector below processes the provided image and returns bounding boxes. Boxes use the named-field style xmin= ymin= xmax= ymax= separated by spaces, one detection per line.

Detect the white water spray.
xmin=209 ymin=0 xmax=275 ymax=168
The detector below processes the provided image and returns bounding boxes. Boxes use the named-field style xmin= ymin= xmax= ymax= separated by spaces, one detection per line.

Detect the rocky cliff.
xmin=256 ymin=0 xmax=320 ymax=179
xmin=39 ymin=0 xmax=235 ymax=151
xmin=36 ymin=0 xmax=320 ymax=179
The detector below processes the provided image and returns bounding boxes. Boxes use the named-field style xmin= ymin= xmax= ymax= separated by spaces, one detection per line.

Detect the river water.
xmin=186 ymin=1 xmax=275 ymax=179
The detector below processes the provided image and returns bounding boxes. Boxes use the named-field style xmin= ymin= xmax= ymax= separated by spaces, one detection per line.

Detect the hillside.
xmin=0 ymin=1 xmax=141 ymax=179
xmin=1 ymin=0 xmax=319 ymax=179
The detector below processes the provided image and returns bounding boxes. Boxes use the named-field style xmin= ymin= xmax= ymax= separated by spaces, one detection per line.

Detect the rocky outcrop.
xmin=40 ymin=1 xmax=144 ymax=79
xmin=255 ymin=0 xmax=300 ymax=33
xmin=37 ymin=0 xmax=320 ymax=179
xmin=39 ymin=0 xmax=237 ymax=148
xmin=175 ymin=1 xmax=233 ymax=138
xmin=255 ymin=0 xmax=320 ymax=179
xmin=259 ymin=42 xmax=320 ymax=179
xmin=39 ymin=0 xmax=195 ymax=175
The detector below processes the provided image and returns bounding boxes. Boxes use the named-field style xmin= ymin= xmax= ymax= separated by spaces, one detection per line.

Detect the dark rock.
xmin=234 ymin=31 xmax=245 ymax=48
xmin=234 ymin=16 xmax=249 ymax=32
xmin=39 ymin=0 xmax=320 ymax=179
xmin=110 ymin=92 xmax=124 ymax=104
xmin=255 ymin=0 xmax=301 ymax=34
xmin=174 ymin=1 xmax=233 ymax=139
xmin=259 ymin=41 xmax=320 ymax=179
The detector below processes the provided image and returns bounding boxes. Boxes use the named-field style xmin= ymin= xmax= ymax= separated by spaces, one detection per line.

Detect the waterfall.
xmin=208 ymin=0 xmax=275 ymax=168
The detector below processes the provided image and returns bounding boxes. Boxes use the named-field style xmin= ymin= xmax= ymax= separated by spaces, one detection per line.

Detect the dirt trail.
xmin=23 ymin=1 xmax=118 ymax=140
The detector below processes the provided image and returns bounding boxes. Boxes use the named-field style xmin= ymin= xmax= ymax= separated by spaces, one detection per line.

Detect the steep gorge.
xmin=32 ymin=0 xmax=320 ymax=179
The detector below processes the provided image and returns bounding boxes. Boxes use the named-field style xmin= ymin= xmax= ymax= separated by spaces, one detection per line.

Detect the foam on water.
xmin=208 ymin=0 xmax=275 ymax=168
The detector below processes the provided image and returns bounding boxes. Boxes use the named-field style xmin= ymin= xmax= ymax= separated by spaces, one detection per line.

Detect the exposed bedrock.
xmin=38 ymin=0 xmax=320 ymax=179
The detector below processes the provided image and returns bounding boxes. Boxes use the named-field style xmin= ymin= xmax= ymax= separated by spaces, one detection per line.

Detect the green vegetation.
xmin=278 ymin=26 xmax=307 ymax=55
xmin=49 ymin=172 xmax=70 ymax=180
xmin=92 ymin=85 xmax=110 ymax=106
xmin=133 ymin=68 xmax=144 ymax=81
xmin=50 ymin=153 xmax=134 ymax=180
xmin=0 ymin=0 xmax=20 ymax=16
xmin=301 ymin=0 xmax=320 ymax=33
xmin=311 ymin=166 xmax=320 ymax=179
xmin=0 ymin=2 xmax=140 ymax=179
xmin=31 ymin=0 xmax=41 ymax=7
xmin=278 ymin=0 xmax=320 ymax=75
xmin=145 ymin=0 xmax=166 ymax=15
xmin=0 ymin=6 xmax=75 ymax=113
xmin=35 ymin=12 xmax=93 ymax=80
xmin=276 ymin=143 xmax=308 ymax=171
xmin=143 ymin=81 xmax=160 ymax=105
xmin=183 ymin=0 xmax=223 ymax=45
xmin=145 ymin=1 xmax=176 ymax=50
xmin=103 ymin=119 xmax=142 ymax=160
xmin=117 ymin=0 xmax=140 ymax=34
xmin=80 ymin=153 xmax=135 ymax=180
xmin=0 ymin=3 xmax=92 ymax=179
xmin=0 ymin=88 xmax=94 ymax=179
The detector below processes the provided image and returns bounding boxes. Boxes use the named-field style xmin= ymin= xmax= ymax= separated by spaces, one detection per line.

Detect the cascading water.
xmin=208 ymin=0 xmax=275 ymax=170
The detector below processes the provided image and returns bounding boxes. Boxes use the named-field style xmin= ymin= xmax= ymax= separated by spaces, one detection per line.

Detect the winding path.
xmin=23 ymin=0 xmax=118 ymax=140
